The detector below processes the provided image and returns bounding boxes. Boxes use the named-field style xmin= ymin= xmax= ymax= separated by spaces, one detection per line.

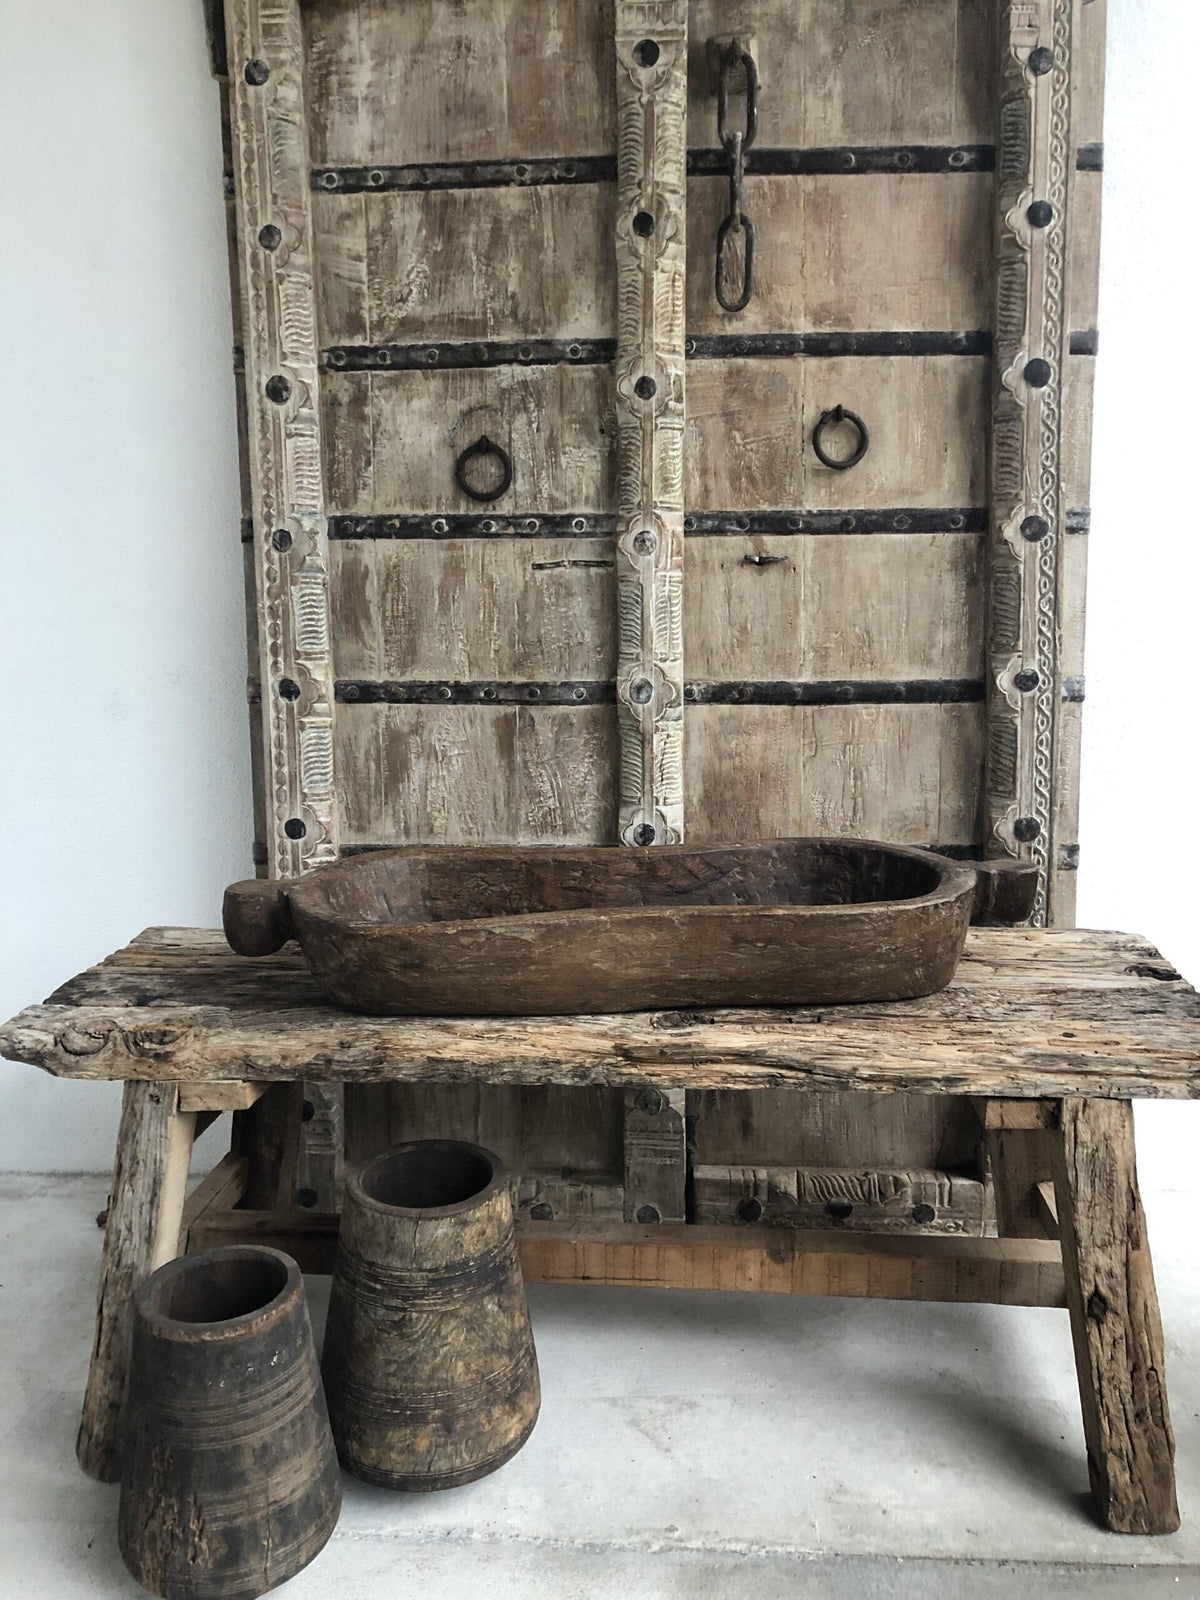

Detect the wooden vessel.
xmin=208 ymin=0 xmax=1106 ymax=1227
xmin=117 ymin=1246 xmax=340 ymax=1599
xmin=321 ymin=1141 xmax=540 ymax=1489
xmin=223 ymin=840 xmax=1036 ymax=1014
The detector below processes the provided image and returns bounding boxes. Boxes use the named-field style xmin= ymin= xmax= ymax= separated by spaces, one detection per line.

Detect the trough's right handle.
xmin=223 ymin=879 xmax=296 ymax=956
xmin=970 ymin=859 xmax=1040 ymax=926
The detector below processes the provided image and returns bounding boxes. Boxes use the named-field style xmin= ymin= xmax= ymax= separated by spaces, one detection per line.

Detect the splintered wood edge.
xmin=3 ymin=1003 xmax=1197 ymax=1097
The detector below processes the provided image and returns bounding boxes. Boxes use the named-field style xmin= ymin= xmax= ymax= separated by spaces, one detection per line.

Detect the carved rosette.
xmin=228 ymin=0 xmax=338 ymax=879
xmin=986 ymin=0 xmax=1076 ymax=924
xmin=614 ymin=1 xmax=688 ymax=847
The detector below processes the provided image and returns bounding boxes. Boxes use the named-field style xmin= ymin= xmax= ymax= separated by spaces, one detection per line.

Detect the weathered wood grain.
xmin=192 ymin=1203 xmax=1068 ymax=1305
xmin=685 ymin=534 xmax=983 ymax=683
xmin=322 ymin=367 xmax=616 ymax=515
xmin=321 ymin=1142 xmax=540 ymax=1488
xmin=344 ymin=1081 xmax=625 ymax=1208
xmin=691 ymin=1089 xmax=983 ymax=1187
xmin=190 ymin=1210 xmax=1064 ymax=1307
xmin=4 ymin=928 xmax=1197 ymax=1099
xmin=687 ymin=0 xmax=996 ymax=148
xmin=227 ymin=0 xmax=340 ymax=875
xmin=613 ymin=0 xmax=688 ymax=847
xmin=1052 ymin=1098 xmax=1179 ymax=1534
xmin=335 ymin=704 xmax=618 ymax=847
xmin=686 ymin=174 xmax=993 ymax=336
xmin=522 ymin=1219 xmax=1064 ymax=1305
xmin=118 ymin=1248 xmax=340 ymax=1595
xmin=180 ymin=1153 xmax=251 ymax=1240
xmin=314 ymin=187 xmax=616 ymax=347
xmin=178 ymin=1080 xmax=271 ymax=1113
xmin=233 ymin=1081 xmax=304 ymax=1208
xmin=330 ymin=540 xmax=617 ymax=683
xmin=76 ymin=1084 xmax=194 ymax=1482
xmin=985 ymin=0 xmax=1085 ymax=925
xmin=304 ymin=0 xmax=616 ymax=166
xmin=686 ymin=356 xmax=989 ymax=510
xmin=312 ymin=176 xmax=993 ymax=346
xmin=683 ymin=703 xmax=984 ymax=847
xmin=691 ymin=1163 xmax=987 ymax=1234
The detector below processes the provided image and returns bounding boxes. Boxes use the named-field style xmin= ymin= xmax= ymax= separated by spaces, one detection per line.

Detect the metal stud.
xmin=632 ymin=210 xmax=656 ymax=237
xmin=1027 ymin=201 xmax=1053 ymax=229
xmin=1014 ymin=669 xmax=1040 ymax=693
xmin=634 ymin=374 xmax=657 ymax=400
xmin=1021 ymin=515 xmax=1049 ymax=542
xmin=1024 ymin=358 xmax=1052 ymax=389
xmin=271 ymin=527 xmax=293 ymax=552
xmin=258 ymin=224 xmax=282 ymax=250
xmin=284 ymin=817 xmax=306 ymax=840
xmin=1028 ymin=46 xmax=1055 ymax=76
xmin=630 ymin=677 xmax=654 ymax=704
xmin=1014 ymin=817 xmax=1041 ymax=843
xmin=632 ymin=823 xmax=656 ymax=846
xmin=243 ymin=58 xmax=270 ymax=85
xmin=265 ymin=375 xmax=291 ymax=403
xmin=279 ymin=677 xmax=301 ymax=701
xmin=636 ymin=1205 xmax=662 ymax=1224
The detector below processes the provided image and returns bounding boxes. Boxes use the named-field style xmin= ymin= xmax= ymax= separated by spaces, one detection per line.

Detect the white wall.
xmin=0 ymin=1 xmax=251 ymax=1169
xmin=1 ymin=0 xmax=1196 ymax=1174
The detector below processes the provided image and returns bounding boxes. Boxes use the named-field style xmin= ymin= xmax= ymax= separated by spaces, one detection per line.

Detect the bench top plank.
xmin=1 ymin=927 xmax=1197 ymax=1100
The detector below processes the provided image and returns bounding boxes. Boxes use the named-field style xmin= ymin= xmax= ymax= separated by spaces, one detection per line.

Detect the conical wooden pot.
xmin=118 ymin=1246 xmax=341 ymax=1600
xmin=322 ymin=1140 xmax=540 ymax=1489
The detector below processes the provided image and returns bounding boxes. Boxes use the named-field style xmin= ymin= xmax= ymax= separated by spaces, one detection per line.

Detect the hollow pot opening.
xmin=357 ymin=1139 xmax=500 ymax=1213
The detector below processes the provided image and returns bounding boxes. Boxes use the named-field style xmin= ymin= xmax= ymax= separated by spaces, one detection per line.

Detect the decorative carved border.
xmin=226 ymin=0 xmax=338 ymax=879
xmin=614 ymin=0 xmax=688 ymax=847
xmin=986 ymin=1 xmax=1078 ymax=924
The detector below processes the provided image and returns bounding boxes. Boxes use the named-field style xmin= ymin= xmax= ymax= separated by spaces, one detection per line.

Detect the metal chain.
xmin=715 ymin=39 xmax=758 ymax=314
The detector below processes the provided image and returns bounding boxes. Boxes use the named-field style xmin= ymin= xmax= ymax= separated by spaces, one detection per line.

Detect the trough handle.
xmin=223 ymin=879 xmax=296 ymax=955
xmin=970 ymin=859 xmax=1040 ymax=926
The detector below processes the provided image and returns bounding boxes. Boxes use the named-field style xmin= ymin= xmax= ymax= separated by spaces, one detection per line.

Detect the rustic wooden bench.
xmin=2 ymin=923 xmax=1196 ymax=1536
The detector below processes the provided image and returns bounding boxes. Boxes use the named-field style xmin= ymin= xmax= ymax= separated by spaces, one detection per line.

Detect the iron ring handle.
xmin=454 ymin=434 xmax=513 ymax=502
xmin=812 ymin=405 xmax=869 ymax=471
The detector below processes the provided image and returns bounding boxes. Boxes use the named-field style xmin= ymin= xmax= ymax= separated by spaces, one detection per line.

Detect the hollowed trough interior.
xmin=316 ymin=841 xmax=944 ymax=927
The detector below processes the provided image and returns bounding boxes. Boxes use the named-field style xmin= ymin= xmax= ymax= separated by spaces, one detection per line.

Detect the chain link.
xmin=715 ymin=39 xmax=758 ymax=314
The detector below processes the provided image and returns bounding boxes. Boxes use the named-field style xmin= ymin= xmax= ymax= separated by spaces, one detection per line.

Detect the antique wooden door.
xmin=213 ymin=0 xmax=1103 ymax=1231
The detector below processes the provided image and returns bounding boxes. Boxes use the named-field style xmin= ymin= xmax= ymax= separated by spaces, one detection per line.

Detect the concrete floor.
xmin=1 ymin=1174 xmax=1198 ymax=1598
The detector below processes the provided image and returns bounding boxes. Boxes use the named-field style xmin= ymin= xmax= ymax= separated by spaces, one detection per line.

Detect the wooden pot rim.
xmin=349 ymin=1139 xmax=507 ymax=1219
xmin=135 ymin=1245 xmax=302 ymax=1342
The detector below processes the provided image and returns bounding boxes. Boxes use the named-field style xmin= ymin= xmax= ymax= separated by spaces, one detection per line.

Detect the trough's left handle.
xmin=223 ymin=879 xmax=296 ymax=956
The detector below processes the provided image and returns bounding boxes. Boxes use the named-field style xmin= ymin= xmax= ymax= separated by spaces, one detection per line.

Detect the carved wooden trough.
xmin=224 ymin=839 xmax=1036 ymax=1015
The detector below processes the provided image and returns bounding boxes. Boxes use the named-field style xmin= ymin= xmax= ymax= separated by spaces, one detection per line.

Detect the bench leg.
xmin=1051 ymin=1098 xmax=1179 ymax=1533
xmin=232 ymin=1081 xmax=304 ymax=1208
xmin=77 ymin=1082 xmax=195 ymax=1481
